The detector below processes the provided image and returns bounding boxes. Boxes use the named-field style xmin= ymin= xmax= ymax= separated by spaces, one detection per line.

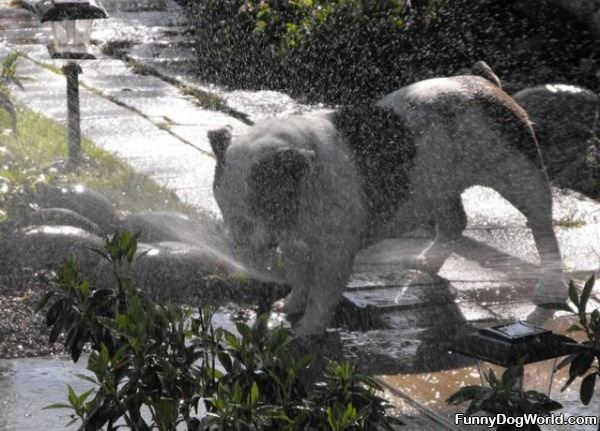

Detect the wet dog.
xmin=208 ymin=75 xmax=565 ymax=336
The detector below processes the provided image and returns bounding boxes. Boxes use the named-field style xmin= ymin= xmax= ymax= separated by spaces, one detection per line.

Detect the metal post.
xmin=62 ymin=62 xmax=82 ymax=167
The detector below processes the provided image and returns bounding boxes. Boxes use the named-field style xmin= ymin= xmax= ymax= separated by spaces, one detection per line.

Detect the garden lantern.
xmin=35 ymin=0 xmax=108 ymax=59
xmin=451 ymin=321 xmax=581 ymax=395
xmin=29 ymin=0 xmax=108 ymax=166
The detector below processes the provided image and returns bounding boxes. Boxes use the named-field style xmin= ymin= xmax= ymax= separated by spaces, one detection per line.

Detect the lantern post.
xmin=29 ymin=0 xmax=108 ymax=167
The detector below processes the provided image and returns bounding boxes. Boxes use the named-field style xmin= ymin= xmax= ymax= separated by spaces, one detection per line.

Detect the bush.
xmin=37 ymin=230 xmax=402 ymax=430
xmin=178 ymin=0 xmax=596 ymax=105
xmin=541 ymin=275 xmax=600 ymax=407
xmin=447 ymin=362 xmax=562 ymax=431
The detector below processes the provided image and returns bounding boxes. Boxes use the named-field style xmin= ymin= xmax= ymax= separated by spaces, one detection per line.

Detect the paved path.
xmin=0 ymin=0 xmax=321 ymax=214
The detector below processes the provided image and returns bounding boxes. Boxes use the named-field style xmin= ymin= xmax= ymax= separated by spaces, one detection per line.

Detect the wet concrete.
xmin=0 ymin=358 xmax=88 ymax=431
xmin=88 ymin=0 xmax=320 ymax=120
xmin=343 ymin=186 xmax=600 ymax=376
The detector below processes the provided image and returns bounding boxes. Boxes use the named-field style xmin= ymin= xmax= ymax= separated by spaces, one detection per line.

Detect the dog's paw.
xmin=292 ymin=316 xmax=327 ymax=338
xmin=274 ymin=288 xmax=308 ymax=314
xmin=525 ymin=305 xmax=556 ymax=325
xmin=408 ymin=253 xmax=447 ymax=274
xmin=533 ymin=276 xmax=567 ymax=306
xmin=272 ymin=299 xmax=304 ymax=325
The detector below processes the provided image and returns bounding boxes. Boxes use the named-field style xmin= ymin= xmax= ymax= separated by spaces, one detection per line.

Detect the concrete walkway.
xmin=0 ymin=1 xmax=252 ymax=214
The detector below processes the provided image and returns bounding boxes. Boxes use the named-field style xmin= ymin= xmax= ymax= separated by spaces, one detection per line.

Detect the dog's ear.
xmin=208 ymin=126 xmax=232 ymax=163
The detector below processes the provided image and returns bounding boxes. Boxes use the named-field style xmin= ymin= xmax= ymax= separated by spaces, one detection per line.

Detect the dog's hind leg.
xmin=416 ymin=195 xmax=468 ymax=274
xmin=486 ymin=155 xmax=565 ymax=319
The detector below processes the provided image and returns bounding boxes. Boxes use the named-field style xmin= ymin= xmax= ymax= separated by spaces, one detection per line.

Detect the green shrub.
xmin=38 ymin=230 xmax=402 ymax=430
xmin=447 ymin=362 xmax=562 ymax=431
xmin=179 ymin=0 xmax=596 ymax=105
xmin=447 ymin=274 xmax=600 ymax=430
xmin=540 ymin=275 xmax=600 ymax=407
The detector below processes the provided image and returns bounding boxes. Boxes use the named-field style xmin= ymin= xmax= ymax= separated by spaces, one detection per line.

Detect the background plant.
xmin=0 ymin=52 xmax=22 ymax=134
xmin=177 ymin=0 xmax=596 ymax=105
xmin=541 ymin=275 xmax=600 ymax=408
xmin=447 ymin=362 xmax=562 ymax=431
xmin=38 ymin=230 xmax=402 ymax=430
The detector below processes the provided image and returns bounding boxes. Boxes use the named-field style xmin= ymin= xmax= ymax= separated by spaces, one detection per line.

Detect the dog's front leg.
xmin=275 ymin=238 xmax=313 ymax=320
xmin=293 ymin=247 xmax=356 ymax=337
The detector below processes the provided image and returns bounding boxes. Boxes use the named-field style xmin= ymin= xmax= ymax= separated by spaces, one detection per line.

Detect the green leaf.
xmin=217 ymin=350 xmax=233 ymax=373
xmin=46 ymin=300 xmax=63 ymax=326
xmin=76 ymin=388 xmax=94 ymax=406
xmin=89 ymin=247 xmax=109 ymax=261
xmin=555 ymin=354 xmax=576 ymax=371
xmin=326 ymin=406 xmax=337 ymax=431
xmin=502 ymin=363 xmax=523 ymax=388
xmin=568 ymin=281 xmax=579 ymax=307
xmin=249 ymin=381 xmax=259 ymax=406
xmin=42 ymin=403 xmax=74 ymax=410
xmin=35 ymin=291 xmax=54 ymax=313
xmin=67 ymin=385 xmax=77 ymax=406
xmin=156 ymin=398 xmax=178 ymax=426
xmin=562 ymin=352 xmax=595 ymax=391
xmin=580 ymin=373 xmax=596 ymax=405
xmin=446 ymin=386 xmax=487 ymax=404
xmin=79 ymin=280 xmax=90 ymax=298
xmin=571 ymin=352 xmax=595 ymax=377
xmin=567 ymin=324 xmax=583 ymax=333
xmin=580 ymin=275 xmax=596 ymax=317
xmin=342 ymin=403 xmax=358 ymax=425
xmin=487 ymin=369 xmax=499 ymax=387
xmin=100 ymin=343 xmax=110 ymax=365
xmin=75 ymin=373 xmax=98 ymax=385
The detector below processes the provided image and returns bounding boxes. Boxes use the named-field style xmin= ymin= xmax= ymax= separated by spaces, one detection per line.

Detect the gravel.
xmin=0 ymin=269 xmax=66 ymax=359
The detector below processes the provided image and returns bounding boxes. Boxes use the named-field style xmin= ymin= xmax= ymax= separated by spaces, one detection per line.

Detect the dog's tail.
xmin=472 ymin=60 xmax=502 ymax=89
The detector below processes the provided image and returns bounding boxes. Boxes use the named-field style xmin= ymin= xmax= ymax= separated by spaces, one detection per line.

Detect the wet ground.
xmin=2 ymin=1 xmax=600 ymax=429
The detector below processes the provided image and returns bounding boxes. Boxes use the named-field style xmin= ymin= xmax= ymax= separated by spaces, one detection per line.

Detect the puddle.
xmin=379 ymin=317 xmax=600 ymax=430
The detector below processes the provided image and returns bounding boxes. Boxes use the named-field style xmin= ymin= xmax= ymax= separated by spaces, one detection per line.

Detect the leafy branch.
xmin=37 ymin=230 xmax=402 ymax=430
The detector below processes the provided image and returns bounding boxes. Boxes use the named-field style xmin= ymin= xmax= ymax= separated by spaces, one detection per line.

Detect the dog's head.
xmin=208 ymin=122 xmax=315 ymax=257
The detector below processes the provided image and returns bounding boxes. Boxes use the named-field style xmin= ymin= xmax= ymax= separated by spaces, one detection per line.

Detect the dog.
xmin=208 ymin=74 xmax=565 ymax=336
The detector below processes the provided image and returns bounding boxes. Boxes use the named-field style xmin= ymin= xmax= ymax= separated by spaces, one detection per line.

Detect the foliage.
xmin=178 ymin=0 xmax=596 ymax=105
xmin=447 ymin=362 xmax=562 ymax=431
xmin=0 ymin=53 xmax=21 ymax=135
xmin=37 ymin=230 xmax=402 ymax=430
xmin=541 ymin=275 xmax=600 ymax=407
xmin=0 ymin=51 xmax=27 ymax=90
